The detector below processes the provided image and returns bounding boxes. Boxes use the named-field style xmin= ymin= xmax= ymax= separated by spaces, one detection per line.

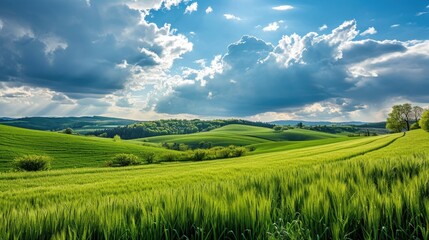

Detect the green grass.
xmin=134 ymin=124 xmax=342 ymax=148
xmin=1 ymin=127 xmax=427 ymax=239
xmin=247 ymin=136 xmax=358 ymax=155
xmin=0 ymin=124 xmax=180 ymax=171
xmin=0 ymin=116 xmax=136 ymax=133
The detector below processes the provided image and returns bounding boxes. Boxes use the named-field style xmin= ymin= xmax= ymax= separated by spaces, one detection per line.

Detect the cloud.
xmin=0 ymin=0 xmax=192 ymax=100
xmin=272 ymin=5 xmax=294 ymax=11
xmin=205 ymin=6 xmax=213 ymax=14
xmin=126 ymin=0 xmax=184 ymax=11
xmin=115 ymin=97 xmax=134 ymax=108
xmin=224 ymin=14 xmax=242 ymax=21
xmin=155 ymin=20 xmax=429 ymax=118
xmin=390 ymin=24 xmax=400 ymax=28
xmin=360 ymin=27 xmax=377 ymax=36
xmin=416 ymin=12 xmax=428 ymax=16
xmin=0 ymin=83 xmax=82 ymax=117
xmin=263 ymin=22 xmax=280 ymax=32
xmin=184 ymin=2 xmax=198 ymax=14
xmin=51 ymin=93 xmax=76 ymax=105
xmin=319 ymin=24 xmax=328 ymax=31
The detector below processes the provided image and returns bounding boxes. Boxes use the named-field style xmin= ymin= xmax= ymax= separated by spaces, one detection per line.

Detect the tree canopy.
xmin=419 ymin=110 xmax=429 ymax=132
xmin=386 ymin=104 xmax=426 ymax=132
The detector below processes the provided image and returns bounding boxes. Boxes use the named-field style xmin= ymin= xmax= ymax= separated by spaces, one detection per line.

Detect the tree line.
xmin=386 ymin=103 xmax=429 ymax=132
xmin=88 ymin=119 xmax=274 ymax=139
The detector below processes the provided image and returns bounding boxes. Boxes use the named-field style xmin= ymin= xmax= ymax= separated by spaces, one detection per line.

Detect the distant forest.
xmin=88 ymin=119 xmax=275 ymax=139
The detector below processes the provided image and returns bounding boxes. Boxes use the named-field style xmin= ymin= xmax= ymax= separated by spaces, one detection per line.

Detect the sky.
xmin=0 ymin=0 xmax=428 ymax=122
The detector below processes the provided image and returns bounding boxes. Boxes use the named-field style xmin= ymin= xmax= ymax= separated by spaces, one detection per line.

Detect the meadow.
xmin=134 ymin=124 xmax=342 ymax=148
xmin=0 ymin=124 xmax=181 ymax=170
xmin=1 ymin=123 xmax=427 ymax=239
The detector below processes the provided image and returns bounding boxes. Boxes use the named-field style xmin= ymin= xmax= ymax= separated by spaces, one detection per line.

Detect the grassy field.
xmin=247 ymin=137 xmax=354 ymax=155
xmin=1 ymin=125 xmax=427 ymax=239
xmin=134 ymin=124 xmax=342 ymax=148
xmin=0 ymin=124 xmax=180 ymax=171
xmin=0 ymin=116 xmax=136 ymax=133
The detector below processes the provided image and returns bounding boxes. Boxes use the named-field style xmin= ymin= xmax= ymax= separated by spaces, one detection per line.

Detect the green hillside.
xmin=247 ymin=137 xmax=353 ymax=155
xmin=135 ymin=124 xmax=342 ymax=147
xmin=0 ymin=124 xmax=179 ymax=171
xmin=2 ymin=130 xmax=426 ymax=239
xmin=0 ymin=116 xmax=136 ymax=133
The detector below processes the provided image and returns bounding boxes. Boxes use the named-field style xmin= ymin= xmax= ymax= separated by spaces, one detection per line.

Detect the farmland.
xmin=1 ymin=123 xmax=428 ymax=239
xmin=134 ymin=124 xmax=342 ymax=148
xmin=0 ymin=124 xmax=180 ymax=170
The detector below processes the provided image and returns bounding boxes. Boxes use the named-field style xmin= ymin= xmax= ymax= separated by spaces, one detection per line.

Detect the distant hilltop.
xmin=271 ymin=120 xmax=386 ymax=128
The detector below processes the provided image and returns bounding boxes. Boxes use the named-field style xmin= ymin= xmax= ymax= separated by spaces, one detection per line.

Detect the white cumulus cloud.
xmin=224 ymin=14 xmax=241 ymax=21
xmin=263 ymin=22 xmax=280 ymax=32
xmin=319 ymin=24 xmax=328 ymax=31
xmin=360 ymin=27 xmax=377 ymax=36
xmin=390 ymin=24 xmax=400 ymax=28
xmin=272 ymin=5 xmax=294 ymax=11
xmin=184 ymin=2 xmax=198 ymax=14
xmin=155 ymin=20 xmax=429 ymax=119
xmin=205 ymin=6 xmax=213 ymax=14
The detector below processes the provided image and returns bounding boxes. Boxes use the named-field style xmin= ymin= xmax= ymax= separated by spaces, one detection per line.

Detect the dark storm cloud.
xmin=0 ymin=0 xmax=185 ymax=98
xmin=155 ymin=20 xmax=429 ymax=117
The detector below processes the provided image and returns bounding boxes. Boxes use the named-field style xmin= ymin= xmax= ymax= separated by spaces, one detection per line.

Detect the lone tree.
xmin=386 ymin=103 xmax=423 ymax=132
xmin=386 ymin=105 xmax=405 ymax=132
xmin=420 ymin=110 xmax=429 ymax=132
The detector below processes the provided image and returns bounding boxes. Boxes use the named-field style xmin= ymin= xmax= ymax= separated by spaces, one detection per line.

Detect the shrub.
xmin=113 ymin=134 xmax=121 ymax=142
xmin=216 ymin=148 xmax=231 ymax=159
xmin=63 ymin=128 xmax=73 ymax=134
xmin=273 ymin=125 xmax=283 ymax=132
xmin=192 ymin=150 xmax=207 ymax=161
xmin=229 ymin=146 xmax=247 ymax=157
xmin=142 ymin=152 xmax=156 ymax=164
xmin=160 ymin=153 xmax=177 ymax=162
xmin=420 ymin=110 xmax=429 ymax=132
xmin=13 ymin=155 xmax=51 ymax=171
xmin=108 ymin=153 xmax=140 ymax=167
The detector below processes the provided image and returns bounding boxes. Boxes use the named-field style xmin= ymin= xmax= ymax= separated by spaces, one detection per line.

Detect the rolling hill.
xmin=1 ymin=128 xmax=423 ymax=239
xmin=0 ymin=124 xmax=180 ymax=171
xmin=0 ymin=116 xmax=136 ymax=133
xmin=133 ymin=124 xmax=343 ymax=148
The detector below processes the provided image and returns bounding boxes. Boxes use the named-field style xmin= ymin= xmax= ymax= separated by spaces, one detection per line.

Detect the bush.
xmin=113 ymin=134 xmax=121 ymax=142
xmin=13 ymin=155 xmax=51 ymax=171
xmin=63 ymin=128 xmax=73 ymax=134
xmin=160 ymin=153 xmax=177 ymax=162
xmin=192 ymin=150 xmax=206 ymax=161
xmin=420 ymin=110 xmax=429 ymax=132
xmin=273 ymin=125 xmax=283 ymax=132
xmin=213 ymin=147 xmax=230 ymax=159
xmin=229 ymin=146 xmax=247 ymax=157
xmin=142 ymin=152 xmax=156 ymax=164
xmin=107 ymin=153 xmax=140 ymax=167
